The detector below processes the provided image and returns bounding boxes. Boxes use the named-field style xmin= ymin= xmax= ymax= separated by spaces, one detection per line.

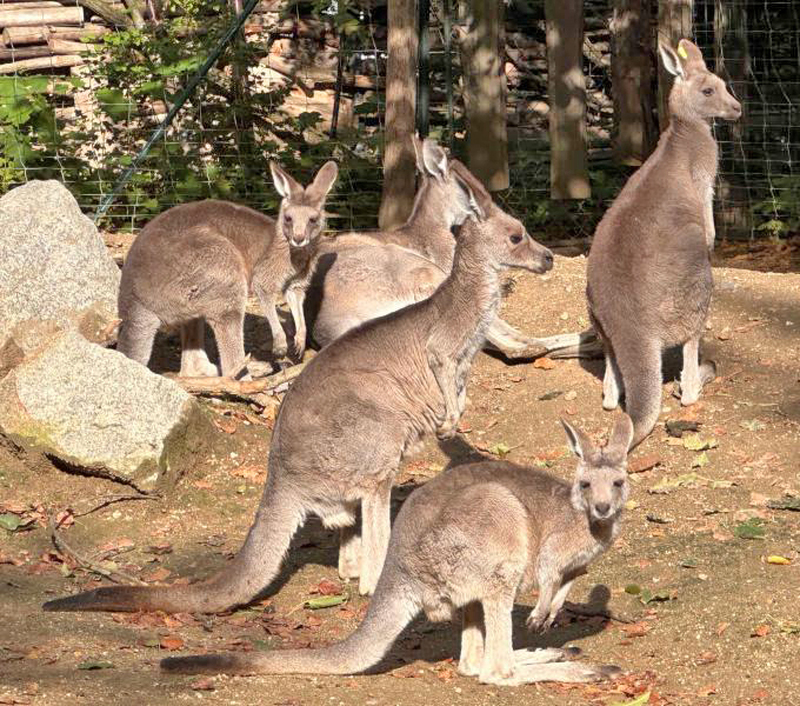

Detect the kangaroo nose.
xmin=594 ymin=502 xmax=611 ymax=516
xmin=543 ymin=249 xmax=554 ymax=270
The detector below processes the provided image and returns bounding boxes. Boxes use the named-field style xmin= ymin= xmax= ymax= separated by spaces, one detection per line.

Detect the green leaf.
xmin=739 ymin=419 xmax=766 ymax=432
xmin=691 ymin=451 xmax=709 ymax=468
xmin=624 ymin=584 xmax=641 ymax=595
xmin=304 ymin=594 xmax=348 ymax=610
xmin=683 ymin=435 xmax=718 ymax=451
xmin=767 ymin=495 xmax=800 ymax=512
xmin=680 ymin=558 xmax=698 ymax=569
xmin=488 ymin=442 xmax=511 ymax=458
xmin=639 ymin=589 xmax=672 ymax=605
xmin=96 ymin=88 xmax=134 ymax=120
xmin=77 ymin=660 xmax=115 ymax=670
xmin=734 ymin=518 xmax=766 ymax=540
xmin=0 ymin=513 xmax=22 ymax=532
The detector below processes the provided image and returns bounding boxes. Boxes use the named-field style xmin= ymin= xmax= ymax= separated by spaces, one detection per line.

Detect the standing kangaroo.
xmin=116 ymin=160 xmax=338 ymax=377
xmin=43 ymin=170 xmax=554 ymax=615
xmin=311 ymin=137 xmax=552 ymax=358
xmin=161 ymin=415 xmax=632 ymax=685
xmin=587 ymin=39 xmax=741 ymax=447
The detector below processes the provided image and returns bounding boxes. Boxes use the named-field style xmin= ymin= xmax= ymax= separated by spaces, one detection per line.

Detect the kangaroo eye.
xmin=702 ymin=87 xmax=714 ymax=96
xmin=580 ymin=481 xmax=590 ymax=490
xmin=284 ymin=214 xmax=292 ymax=223
xmin=613 ymin=479 xmax=625 ymax=488
xmin=309 ymin=216 xmax=319 ymax=225
xmin=510 ymin=233 xmax=523 ymax=244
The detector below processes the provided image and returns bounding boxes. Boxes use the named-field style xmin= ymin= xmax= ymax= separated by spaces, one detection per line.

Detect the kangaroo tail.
xmin=43 ymin=484 xmax=305 ymax=614
xmin=616 ymin=339 xmax=663 ymax=449
xmin=161 ymin=571 xmax=418 ymax=676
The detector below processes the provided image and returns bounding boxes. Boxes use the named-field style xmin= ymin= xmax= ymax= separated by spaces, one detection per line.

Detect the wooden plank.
xmin=3 ymin=22 xmax=107 ymax=45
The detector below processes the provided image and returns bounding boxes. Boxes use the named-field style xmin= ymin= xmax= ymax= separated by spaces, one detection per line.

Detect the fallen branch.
xmin=71 ymin=492 xmax=156 ymax=519
xmin=49 ymin=515 xmax=147 ymax=585
xmin=168 ymin=356 xmax=310 ymax=402
xmin=0 ymin=53 xmax=83 ymax=73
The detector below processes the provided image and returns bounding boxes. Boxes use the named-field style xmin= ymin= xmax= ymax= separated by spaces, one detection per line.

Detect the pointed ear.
xmin=411 ymin=133 xmax=425 ymax=173
xmin=270 ymin=162 xmax=302 ymax=200
xmin=606 ymin=414 xmax=634 ymax=460
xmin=421 ymin=138 xmax=448 ymax=181
xmin=676 ymin=38 xmax=707 ymax=74
xmin=561 ymin=419 xmax=596 ymax=461
xmin=305 ymin=160 xmax=338 ymax=206
xmin=659 ymin=41 xmax=685 ymax=79
xmin=452 ymin=170 xmax=486 ymax=222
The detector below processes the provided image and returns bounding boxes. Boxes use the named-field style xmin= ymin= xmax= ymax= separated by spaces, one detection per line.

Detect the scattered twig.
xmin=48 ymin=515 xmax=147 ymax=586
xmin=71 ymin=493 xmax=156 ymax=519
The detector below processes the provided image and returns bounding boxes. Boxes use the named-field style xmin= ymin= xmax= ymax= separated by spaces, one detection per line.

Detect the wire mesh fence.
xmin=0 ymin=0 xmax=797 ymax=240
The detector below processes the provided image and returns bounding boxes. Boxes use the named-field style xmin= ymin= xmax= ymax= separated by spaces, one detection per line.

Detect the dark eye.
xmin=510 ymin=233 xmax=523 ymax=244
xmin=309 ymin=216 xmax=319 ymax=225
xmin=702 ymin=87 xmax=714 ymax=96
xmin=613 ymin=479 xmax=625 ymax=488
xmin=284 ymin=214 xmax=292 ymax=223
xmin=580 ymin=481 xmax=590 ymax=490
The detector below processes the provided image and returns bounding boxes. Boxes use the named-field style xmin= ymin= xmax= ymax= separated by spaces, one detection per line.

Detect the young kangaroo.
xmin=311 ymin=137 xmax=551 ymax=358
xmin=116 ymin=160 xmax=338 ymax=377
xmin=43 ymin=170 xmax=554 ymax=615
xmin=586 ymin=39 xmax=741 ymax=447
xmin=161 ymin=415 xmax=632 ymax=685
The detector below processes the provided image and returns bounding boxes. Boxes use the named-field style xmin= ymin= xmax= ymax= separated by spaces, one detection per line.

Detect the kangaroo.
xmin=116 ymin=160 xmax=338 ymax=377
xmin=43 ymin=170 xmax=554 ymax=615
xmin=586 ymin=39 xmax=741 ymax=448
xmin=311 ymin=137 xmax=553 ymax=358
xmin=161 ymin=415 xmax=631 ymax=685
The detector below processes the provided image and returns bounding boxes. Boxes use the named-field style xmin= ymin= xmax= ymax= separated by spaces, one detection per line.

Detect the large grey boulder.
xmin=0 ymin=329 xmax=212 ymax=491
xmin=0 ymin=180 xmax=120 ymax=348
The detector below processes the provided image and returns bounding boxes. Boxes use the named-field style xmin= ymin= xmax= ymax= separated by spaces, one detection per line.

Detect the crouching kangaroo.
xmin=161 ymin=415 xmax=632 ymax=685
xmin=43 ymin=168 xmax=554 ymax=615
xmin=587 ymin=39 xmax=741 ymax=447
xmin=312 ymin=136 xmax=554 ymax=358
xmin=116 ymin=160 xmax=338 ymax=377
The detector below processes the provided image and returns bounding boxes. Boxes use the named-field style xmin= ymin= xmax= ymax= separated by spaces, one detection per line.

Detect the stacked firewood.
xmin=0 ymin=0 xmax=117 ymax=75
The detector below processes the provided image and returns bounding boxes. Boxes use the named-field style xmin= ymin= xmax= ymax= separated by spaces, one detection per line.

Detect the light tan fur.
xmin=161 ymin=415 xmax=632 ymax=686
xmin=116 ymin=161 xmax=338 ymax=376
xmin=43 ymin=171 xmax=553 ymax=615
xmin=311 ymin=137 xmax=553 ymax=357
xmin=587 ymin=39 xmax=742 ymax=448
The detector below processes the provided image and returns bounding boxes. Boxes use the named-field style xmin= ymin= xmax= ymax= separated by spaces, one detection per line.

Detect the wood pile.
xmin=0 ymin=0 xmax=113 ymax=75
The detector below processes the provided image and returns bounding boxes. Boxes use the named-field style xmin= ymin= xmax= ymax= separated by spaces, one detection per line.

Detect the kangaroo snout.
xmin=593 ymin=502 xmax=611 ymax=518
xmin=725 ymin=97 xmax=742 ymax=121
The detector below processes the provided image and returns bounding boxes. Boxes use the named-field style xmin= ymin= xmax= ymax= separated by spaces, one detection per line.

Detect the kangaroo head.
xmin=269 ymin=160 xmax=338 ymax=248
xmin=562 ymin=414 xmax=633 ymax=523
xmin=411 ymin=136 xmax=496 ymax=228
xmin=660 ymin=39 xmax=741 ymax=123
xmin=450 ymin=161 xmax=554 ymax=274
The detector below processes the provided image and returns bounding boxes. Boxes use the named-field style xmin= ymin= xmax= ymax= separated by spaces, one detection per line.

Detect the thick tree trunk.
xmin=378 ymin=0 xmax=418 ymax=230
xmin=611 ymin=0 xmax=657 ymax=165
xmin=714 ymin=0 xmax=750 ymax=239
xmin=545 ymin=0 xmax=590 ymax=199
xmin=460 ymin=0 xmax=508 ymax=191
xmin=657 ymin=0 xmax=693 ymax=130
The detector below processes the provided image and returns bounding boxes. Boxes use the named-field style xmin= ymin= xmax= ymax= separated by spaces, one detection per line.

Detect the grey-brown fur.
xmin=43 ymin=171 xmax=553 ymax=615
xmin=116 ymin=161 xmax=338 ymax=377
xmin=312 ymin=137 xmax=553 ymax=356
xmin=586 ymin=39 xmax=741 ymax=448
xmin=160 ymin=415 xmax=631 ymax=685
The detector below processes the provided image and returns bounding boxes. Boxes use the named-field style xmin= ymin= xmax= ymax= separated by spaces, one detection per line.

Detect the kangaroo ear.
xmin=606 ymin=414 xmax=634 ymax=460
xmin=305 ymin=160 xmax=338 ymax=206
xmin=270 ymin=162 xmax=302 ymax=200
xmin=659 ymin=41 xmax=685 ymax=79
xmin=561 ymin=419 xmax=596 ymax=461
xmin=449 ymin=160 xmax=493 ymax=222
xmin=421 ymin=138 xmax=448 ymax=181
xmin=411 ymin=133 xmax=425 ymax=173
xmin=676 ymin=38 xmax=707 ymax=74
xmin=451 ymin=171 xmax=485 ymax=222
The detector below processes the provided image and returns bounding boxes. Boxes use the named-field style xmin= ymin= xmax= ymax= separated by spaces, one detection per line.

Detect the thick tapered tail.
xmin=161 ymin=576 xmax=418 ymax=676
xmin=43 ymin=487 xmax=305 ymax=614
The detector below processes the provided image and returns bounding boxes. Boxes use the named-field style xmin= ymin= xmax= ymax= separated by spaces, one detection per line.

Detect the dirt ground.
xmin=1 ymin=241 xmax=799 ymax=706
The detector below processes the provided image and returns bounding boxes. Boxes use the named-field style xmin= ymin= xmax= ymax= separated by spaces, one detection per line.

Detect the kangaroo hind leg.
xmin=117 ymin=302 xmax=160 ymax=369
xmin=680 ymin=337 xmax=716 ymax=406
xmin=180 ymin=319 xmax=219 ymax=377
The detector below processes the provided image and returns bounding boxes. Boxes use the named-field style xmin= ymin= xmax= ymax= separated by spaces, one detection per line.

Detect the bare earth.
xmin=1 ymin=248 xmax=799 ymax=706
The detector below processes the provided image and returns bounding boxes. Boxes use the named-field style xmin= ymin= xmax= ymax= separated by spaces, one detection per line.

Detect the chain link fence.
xmin=0 ymin=0 xmax=797 ymax=240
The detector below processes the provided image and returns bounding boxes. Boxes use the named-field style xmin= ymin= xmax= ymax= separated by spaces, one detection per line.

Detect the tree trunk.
xmin=657 ymin=0 xmax=693 ymax=131
xmin=611 ymin=0 xmax=657 ymax=165
xmin=3 ymin=23 xmax=109 ymax=45
xmin=378 ymin=0 xmax=418 ymax=230
xmin=714 ymin=0 xmax=750 ymax=239
xmin=545 ymin=0 xmax=590 ymax=199
xmin=460 ymin=0 xmax=508 ymax=191
xmin=0 ymin=53 xmax=83 ymax=73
